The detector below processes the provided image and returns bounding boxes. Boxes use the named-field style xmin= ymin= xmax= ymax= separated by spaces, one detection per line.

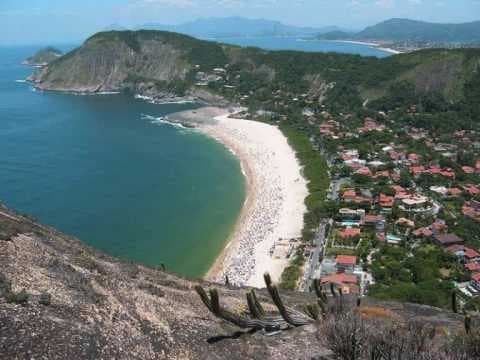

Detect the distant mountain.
xmin=317 ymin=18 xmax=480 ymax=43
xmin=358 ymin=18 xmax=480 ymax=42
xmin=138 ymin=17 xmax=340 ymax=38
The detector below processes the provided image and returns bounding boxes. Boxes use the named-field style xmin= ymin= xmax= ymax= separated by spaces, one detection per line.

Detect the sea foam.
xmin=141 ymin=114 xmax=189 ymax=130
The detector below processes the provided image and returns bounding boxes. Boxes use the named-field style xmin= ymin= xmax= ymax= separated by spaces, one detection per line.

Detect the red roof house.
xmin=379 ymin=193 xmax=394 ymax=208
xmin=465 ymin=262 xmax=480 ymax=272
xmin=339 ymin=228 xmax=361 ymax=239
xmin=336 ymin=255 xmax=357 ymax=267
xmin=434 ymin=233 xmax=464 ymax=247
xmin=465 ymin=247 xmax=480 ymax=261
xmin=462 ymin=166 xmax=476 ymax=174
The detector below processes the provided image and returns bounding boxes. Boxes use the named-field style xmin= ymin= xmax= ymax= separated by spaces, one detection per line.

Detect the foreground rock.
xmin=0 ymin=204 xmax=473 ymax=359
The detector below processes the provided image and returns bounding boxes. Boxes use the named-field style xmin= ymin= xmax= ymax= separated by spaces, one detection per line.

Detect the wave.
xmin=15 ymin=79 xmax=27 ymax=83
xmin=135 ymin=94 xmax=196 ymax=105
xmin=96 ymin=91 xmax=121 ymax=95
xmin=141 ymin=114 xmax=191 ymax=130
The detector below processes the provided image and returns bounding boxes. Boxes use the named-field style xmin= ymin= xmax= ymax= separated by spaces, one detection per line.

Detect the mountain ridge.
xmin=317 ymin=18 xmax=480 ymax=43
xmin=30 ymin=30 xmax=480 ymax=106
xmin=136 ymin=17 xmax=343 ymax=38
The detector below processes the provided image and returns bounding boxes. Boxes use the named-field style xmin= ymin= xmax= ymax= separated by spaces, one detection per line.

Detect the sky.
xmin=1 ymin=0 xmax=480 ymax=45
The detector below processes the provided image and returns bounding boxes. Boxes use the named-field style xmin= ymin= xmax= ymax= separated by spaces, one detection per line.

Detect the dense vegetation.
xmin=368 ymin=245 xmax=461 ymax=308
xmin=87 ymin=30 xmax=229 ymax=70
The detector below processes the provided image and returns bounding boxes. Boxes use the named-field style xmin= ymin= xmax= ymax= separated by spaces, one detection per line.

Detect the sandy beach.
xmin=170 ymin=107 xmax=308 ymax=288
xmin=333 ymin=40 xmax=402 ymax=54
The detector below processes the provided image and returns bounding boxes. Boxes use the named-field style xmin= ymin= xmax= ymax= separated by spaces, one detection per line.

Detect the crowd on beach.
xmin=204 ymin=114 xmax=306 ymax=287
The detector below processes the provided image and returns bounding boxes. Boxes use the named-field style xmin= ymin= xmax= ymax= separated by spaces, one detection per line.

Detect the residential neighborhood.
xmin=297 ymin=107 xmax=480 ymax=308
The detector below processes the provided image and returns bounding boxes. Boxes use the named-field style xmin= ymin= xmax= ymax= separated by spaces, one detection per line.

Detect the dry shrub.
xmin=321 ymin=312 xmax=445 ymax=360
xmin=356 ymin=306 xmax=395 ymax=320
xmin=444 ymin=329 xmax=480 ymax=360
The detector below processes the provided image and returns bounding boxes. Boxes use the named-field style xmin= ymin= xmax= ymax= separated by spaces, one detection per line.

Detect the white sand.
xmin=194 ymin=108 xmax=308 ymax=288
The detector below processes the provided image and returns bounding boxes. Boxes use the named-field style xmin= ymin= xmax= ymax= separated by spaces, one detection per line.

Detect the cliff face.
xmin=31 ymin=32 xmax=192 ymax=93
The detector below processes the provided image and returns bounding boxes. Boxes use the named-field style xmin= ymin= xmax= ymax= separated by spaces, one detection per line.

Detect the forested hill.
xmin=357 ymin=18 xmax=480 ymax=42
xmin=30 ymin=30 xmax=480 ymax=119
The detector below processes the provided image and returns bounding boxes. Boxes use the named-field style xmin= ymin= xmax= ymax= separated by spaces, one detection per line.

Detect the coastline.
xmin=170 ymin=107 xmax=308 ymax=288
xmin=331 ymin=40 xmax=402 ymax=54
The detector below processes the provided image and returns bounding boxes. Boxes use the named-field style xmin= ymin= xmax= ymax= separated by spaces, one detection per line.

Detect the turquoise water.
xmin=0 ymin=46 xmax=245 ymax=277
xmin=213 ymin=36 xmax=391 ymax=58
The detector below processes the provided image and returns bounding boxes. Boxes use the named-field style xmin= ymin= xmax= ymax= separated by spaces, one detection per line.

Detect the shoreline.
xmin=170 ymin=107 xmax=308 ymax=288
xmin=329 ymin=40 xmax=403 ymax=54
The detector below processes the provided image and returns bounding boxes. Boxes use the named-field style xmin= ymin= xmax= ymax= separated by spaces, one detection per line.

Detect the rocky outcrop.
xmin=30 ymin=32 xmax=192 ymax=93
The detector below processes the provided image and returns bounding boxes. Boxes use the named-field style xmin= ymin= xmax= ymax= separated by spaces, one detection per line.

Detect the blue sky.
xmin=1 ymin=0 xmax=480 ymax=45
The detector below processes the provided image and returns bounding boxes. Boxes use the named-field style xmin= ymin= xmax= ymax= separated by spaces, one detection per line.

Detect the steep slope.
xmin=0 ymin=204 xmax=329 ymax=359
xmin=0 ymin=204 xmax=473 ymax=359
xmin=30 ymin=31 xmax=228 ymax=93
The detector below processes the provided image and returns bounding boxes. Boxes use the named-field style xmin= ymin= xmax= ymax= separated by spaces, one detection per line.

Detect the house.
xmin=363 ymin=214 xmax=385 ymax=230
xmin=465 ymin=247 xmax=480 ymax=262
xmin=339 ymin=208 xmax=365 ymax=220
xmin=446 ymin=244 xmax=466 ymax=259
xmin=430 ymin=186 xmax=448 ymax=196
xmin=413 ymin=227 xmax=433 ymax=238
xmin=342 ymin=190 xmax=356 ymax=202
xmin=447 ymin=188 xmax=462 ymax=197
xmin=434 ymin=233 xmax=464 ymax=247
xmin=462 ymin=166 xmax=476 ymax=174
xmin=431 ymin=220 xmax=448 ymax=234
xmin=400 ymin=195 xmax=429 ymax=210
xmin=395 ymin=217 xmax=415 ymax=228
xmin=471 ymin=273 xmax=480 ymax=290
xmin=320 ymin=273 xmax=359 ymax=295
xmin=465 ymin=262 xmax=480 ymax=273
xmin=336 ymin=255 xmax=357 ymax=273
xmin=379 ymin=193 xmax=394 ymax=208
xmin=463 ymin=200 xmax=480 ymax=222
xmin=339 ymin=228 xmax=361 ymax=239
xmin=359 ymin=118 xmax=385 ymax=133
xmin=463 ymin=184 xmax=480 ymax=196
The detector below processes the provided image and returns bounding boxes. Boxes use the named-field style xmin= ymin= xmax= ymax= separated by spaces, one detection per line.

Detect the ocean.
xmin=0 ymin=46 xmax=245 ymax=278
xmin=212 ymin=36 xmax=392 ymax=57
xmin=0 ymin=39 xmax=388 ymax=277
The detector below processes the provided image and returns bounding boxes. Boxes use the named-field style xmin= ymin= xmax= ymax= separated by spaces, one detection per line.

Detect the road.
xmin=300 ymin=219 xmax=328 ymax=292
